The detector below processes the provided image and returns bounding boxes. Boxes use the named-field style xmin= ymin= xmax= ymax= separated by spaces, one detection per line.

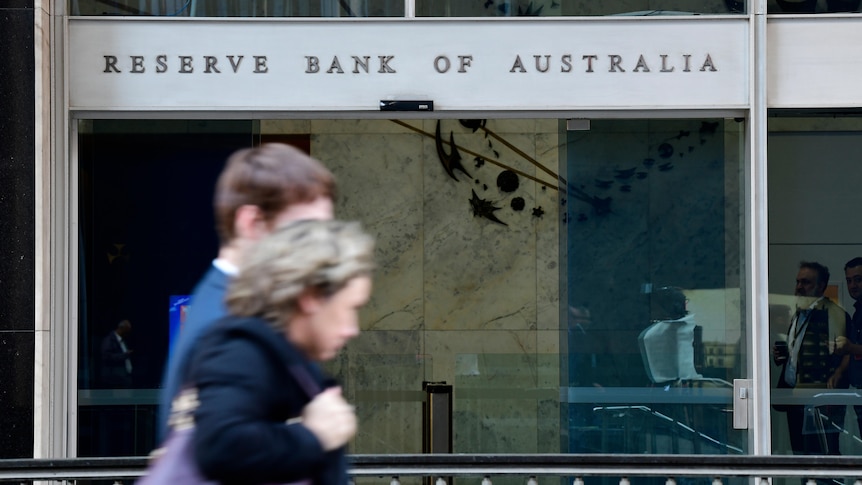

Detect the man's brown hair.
xmin=213 ymin=143 xmax=335 ymax=245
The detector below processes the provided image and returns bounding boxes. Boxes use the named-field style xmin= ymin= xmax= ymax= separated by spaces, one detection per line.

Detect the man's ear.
xmin=297 ymin=287 xmax=323 ymax=315
xmin=234 ymin=205 xmax=267 ymax=240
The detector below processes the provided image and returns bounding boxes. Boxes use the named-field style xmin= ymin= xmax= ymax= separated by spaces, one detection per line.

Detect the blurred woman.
xmin=186 ymin=219 xmax=374 ymax=485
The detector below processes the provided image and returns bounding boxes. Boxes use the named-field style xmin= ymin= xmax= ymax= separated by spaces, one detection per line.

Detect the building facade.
xmin=4 ymin=0 xmax=862 ymax=470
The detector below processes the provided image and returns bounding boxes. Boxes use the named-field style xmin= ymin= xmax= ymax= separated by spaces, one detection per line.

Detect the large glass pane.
xmin=77 ymin=117 xmax=747 ymax=461
xmin=69 ymin=0 xmax=404 ymax=16
xmin=76 ymin=117 xmax=565 ymax=457
xmin=76 ymin=119 xmax=256 ymax=457
xmin=417 ymin=0 xmax=746 ymax=16
xmin=562 ymin=119 xmax=746 ymax=455
xmin=767 ymin=115 xmax=862 ymax=463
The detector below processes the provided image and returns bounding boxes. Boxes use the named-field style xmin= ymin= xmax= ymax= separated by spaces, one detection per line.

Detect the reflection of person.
xmin=773 ymin=261 xmax=849 ymax=455
xmin=158 ymin=143 xmax=336 ymax=439
xmin=568 ymin=305 xmax=603 ymax=388
xmin=567 ymin=304 xmax=622 ymax=453
xmin=190 ymin=220 xmax=373 ymax=484
xmin=639 ymin=286 xmax=701 ymax=384
xmin=835 ymin=257 xmax=862 ymax=438
xmin=100 ymin=319 xmax=133 ymax=388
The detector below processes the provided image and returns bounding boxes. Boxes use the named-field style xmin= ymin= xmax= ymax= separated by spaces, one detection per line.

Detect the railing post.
xmin=422 ymin=381 xmax=453 ymax=454
xmin=423 ymin=381 xmax=453 ymax=485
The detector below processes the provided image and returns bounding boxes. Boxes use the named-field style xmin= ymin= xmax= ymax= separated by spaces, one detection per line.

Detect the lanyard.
xmin=787 ymin=297 xmax=823 ymax=366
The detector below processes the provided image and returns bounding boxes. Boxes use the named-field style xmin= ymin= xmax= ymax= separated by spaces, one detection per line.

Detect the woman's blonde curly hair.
xmin=226 ymin=219 xmax=375 ymax=330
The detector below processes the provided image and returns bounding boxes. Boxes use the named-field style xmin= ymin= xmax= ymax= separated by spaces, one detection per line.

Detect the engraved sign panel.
xmin=68 ymin=18 xmax=749 ymax=112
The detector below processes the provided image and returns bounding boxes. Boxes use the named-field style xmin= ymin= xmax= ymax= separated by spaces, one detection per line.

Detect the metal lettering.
xmin=103 ymin=55 xmax=120 ymax=73
xmin=434 ymin=55 xmax=450 ymax=73
xmin=700 ymin=54 xmax=717 ymax=72
xmin=305 ymin=56 xmax=320 ymax=73
xmin=130 ymin=55 xmax=145 ymax=73
xmin=352 ymin=56 xmax=370 ymax=73
xmin=204 ymin=56 xmax=221 ymax=74
xmin=227 ymin=55 xmax=244 ymax=73
xmin=179 ymin=56 xmax=193 ymax=73
xmin=582 ymin=55 xmax=597 ymax=73
xmin=327 ymin=56 xmax=344 ymax=74
xmin=94 ymin=52 xmax=719 ymax=78
xmin=457 ymin=55 xmax=473 ymax=73
xmin=660 ymin=54 xmax=674 ymax=72
xmin=253 ymin=56 xmax=268 ymax=73
xmin=561 ymin=54 xmax=572 ymax=73
xmin=608 ymin=55 xmax=625 ymax=73
xmin=534 ymin=55 xmax=551 ymax=73
xmin=510 ymin=55 xmax=526 ymax=73
xmin=377 ymin=55 xmax=396 ymax=73
xmin=633 ymin=55 xmax=650 ymax=73
xmin=156 ymin=55 xmax=168 ymax=73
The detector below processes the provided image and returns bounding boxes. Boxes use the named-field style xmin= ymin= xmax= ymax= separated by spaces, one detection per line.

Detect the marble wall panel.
xmin=348 ymin=351 xmax=425 ymax=454
xmin=425 ymin=329 xmax=538 ymax=387
xmin=313 ymin=128 xmax=426 ymax=332
xmin=273 ymin=118 xmax=563 ymax=453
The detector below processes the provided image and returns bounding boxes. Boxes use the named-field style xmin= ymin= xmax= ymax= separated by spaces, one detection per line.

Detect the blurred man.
xmin=773 ymin=261 xmax=849 ymax=455
xmin=158 ymin=143 xmax=336 ymax=439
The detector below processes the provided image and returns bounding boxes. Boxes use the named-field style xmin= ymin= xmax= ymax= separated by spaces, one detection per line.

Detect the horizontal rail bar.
xmin=2 ymin=454 xmax=862 ymax=481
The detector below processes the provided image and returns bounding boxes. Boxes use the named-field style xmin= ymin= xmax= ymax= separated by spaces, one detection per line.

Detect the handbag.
xmin=136 ymin=387 xmax=214 ymax=485
xmin=137 ymin=365 xmax=321 ymax=485
xmin=137 ymin=424 xmax=211 ymax=485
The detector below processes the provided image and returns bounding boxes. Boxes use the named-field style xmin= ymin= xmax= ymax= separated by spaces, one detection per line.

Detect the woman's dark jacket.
xmin=189 ymin=315 xmax=349 ymax=485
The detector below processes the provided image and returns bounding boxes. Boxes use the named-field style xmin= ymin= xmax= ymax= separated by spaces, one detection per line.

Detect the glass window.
xmin=69 ymin=0 xmax=405 ymax=16
xmin=767 ymin=115 xmax=862 ymax=461
xmin=76 ymin=117 xmax=747 ymax=458
xmin=416 ymin=0 xmax=746 ymax=16
xmin=562 ymin=119 xmax=747 ymax=455
xmin=76 ymin=119 xmax=257 ymax=456
xmin=768 ymin=0 xmax=861 ymax=13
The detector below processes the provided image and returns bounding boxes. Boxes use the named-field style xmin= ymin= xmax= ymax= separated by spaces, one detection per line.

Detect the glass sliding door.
xmin=562 ymin=118 xmax=748 ymax=455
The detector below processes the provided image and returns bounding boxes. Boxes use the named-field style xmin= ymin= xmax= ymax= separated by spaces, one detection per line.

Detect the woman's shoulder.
xmin=202 ymin=315 xmax=305 ymax=365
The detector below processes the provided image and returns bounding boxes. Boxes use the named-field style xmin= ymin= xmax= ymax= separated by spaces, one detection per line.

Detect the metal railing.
xmin=1 ymin=454 xmax=862 ymax=483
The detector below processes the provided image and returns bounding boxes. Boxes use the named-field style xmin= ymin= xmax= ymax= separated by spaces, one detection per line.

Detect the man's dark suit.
xmin=777 ymin=299 xmax=850 ymax=455
xmin=100 ymin=331 xmax=132 ymax=388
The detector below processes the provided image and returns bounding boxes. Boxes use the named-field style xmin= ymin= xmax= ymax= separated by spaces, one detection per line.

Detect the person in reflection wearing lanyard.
xmin=773 ymin=261 xmax=850 ymax=455
xmin=834 ymin=257 xmax=862 ymax=439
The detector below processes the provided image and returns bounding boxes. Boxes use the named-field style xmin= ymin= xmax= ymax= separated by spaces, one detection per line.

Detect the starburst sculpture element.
xmin=469 ymin=189 xmax=507 ymax=226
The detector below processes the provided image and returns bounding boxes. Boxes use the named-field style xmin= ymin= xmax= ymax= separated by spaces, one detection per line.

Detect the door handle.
xmin=733 ymin=378 xmax=752 ymax=429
